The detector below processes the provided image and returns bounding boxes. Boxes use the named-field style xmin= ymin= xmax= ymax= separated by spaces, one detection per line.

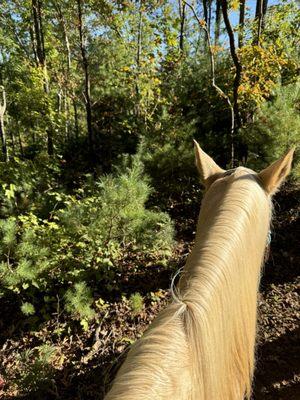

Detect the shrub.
xmin=0 ymin=158 xmax=174 ymax=322
xmin=65 ymin=282 xmax=95 ymax=321
xmin=242 ymin=82 xmax=300 ymax=177
xmin=0 ymin=155 xmax=60 ymax=218
xmin=13 ymin=344 xmax=56 ymax=395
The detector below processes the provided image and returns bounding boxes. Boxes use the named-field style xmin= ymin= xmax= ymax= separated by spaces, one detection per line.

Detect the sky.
xmin=230 ymin=0 xmax=281 ymax=25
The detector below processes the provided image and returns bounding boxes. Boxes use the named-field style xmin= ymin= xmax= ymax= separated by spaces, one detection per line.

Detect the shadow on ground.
xmin=254 ymin=326 xmax=300 ymax=400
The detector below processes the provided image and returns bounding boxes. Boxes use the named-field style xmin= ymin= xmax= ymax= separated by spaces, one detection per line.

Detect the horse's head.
xmin=190 ymin=140 xmax=295 ymax=278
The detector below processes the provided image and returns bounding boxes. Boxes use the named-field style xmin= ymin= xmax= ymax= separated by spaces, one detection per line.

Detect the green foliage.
xmin=21 ymin=302 xmax=35 ymax=316
xmin=0 ymin=0 xmax=298 ymax=336
xmin=0 ymin=156 xmax=60 ymax=218
xmin=65 ymin=282 xmax=95 ymax=320
xmin=14 ymin=344 xmax=56 ymax=394
xmin=243 ymin=82 xmax=300 ymax=175
xmin=0 ymin=1 xmax=299 ymax=397
xmin=129 ymin=292 xmax=144 ymax=315
xmin=0 ymin=216 xmax=17 ymax=249
xmin=238 ymin=44 xmax=288 ymax=107
xmin=0 ymin=159 xmax=174 ymax=321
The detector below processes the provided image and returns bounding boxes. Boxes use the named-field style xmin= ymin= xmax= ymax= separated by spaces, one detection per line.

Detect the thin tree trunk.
xmin=256 ymin=0 xmax=263 ymax=45
xmin=254 ymin=0 xmax=268 ymax=45
xmin=9 ymin=120 xmax=15 ymax=156
xmin=53 ymin=1 xmax=72 ymax=73
xmin=262 ymin=0 xmax=268 ymax=30
xmin=238 ymin=0 xmax=246 ymax=48
xmin=31 ymin=0 xmax=54 ymax=155
xmin=65 ymin=91 xmax=70 ymax=139
xmin=77 ymin=0 xmax=94 ymax=154
xmin=57 ymin=90 xmax=62 ymax=114
xmin=135 ymin=0 xmax=143 ymax=117
xmin=53 ymin=0 xmax=72 ymax=139
xmin=221 ymin=0 xmax=242 ymax=167
xmin=178 ymin=0 xmax=186 ymax=52
xmin=73 ymin=99 xmax=79 ymax=140
xmin=31 ymin=0 xmax=44 ymax=66
xmin=29 ymin=25 xmax=39 ymax=65
xmin=208 ymin=0 xmax=212 ymax=37
xmin=0 ymin=86 xmax=8 ymax=162
xmin=202 ymin=0 xmax=208 ymax=25
xmin=16 ymin=121 xmax=24 ymax=157
xmin=214 ymin=0 xmax=221 ymax=46
xmin=136 ymin=0 xmax=142 ymax=69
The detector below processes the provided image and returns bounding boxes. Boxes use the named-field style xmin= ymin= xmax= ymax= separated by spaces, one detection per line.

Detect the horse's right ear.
xmin=258 ymin=148 xmax=295 ymax=195
xmin=193 ymin=140 xmax=224 ymax=188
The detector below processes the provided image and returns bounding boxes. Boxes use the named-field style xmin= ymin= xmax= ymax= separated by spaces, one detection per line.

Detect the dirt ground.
xmin=0 ymin=182 xmax=299 ymax=400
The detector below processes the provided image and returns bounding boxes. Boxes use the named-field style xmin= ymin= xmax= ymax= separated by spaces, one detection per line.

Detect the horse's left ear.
xmin=258 ymin=148 xmax=295 ymax=195
xmin=193 ymin=140 xmax=224 ymax=188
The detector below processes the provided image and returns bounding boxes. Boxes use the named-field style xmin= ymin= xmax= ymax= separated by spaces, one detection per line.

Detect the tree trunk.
xmin=53 ymin=0 xmax=73 ymax=139
xmin=178 ymin=0 xmax=186 ymax=52
xmin=202 ymin=0 xmax=208 ymax=26
xmin=214 ymin=0 xmax=221 ymax=46
xmin=9 ymin=121 xmax=15 ymax=156
xmin=57 ymin=90 xmax=62 ymax=114
xmin=135 ymin=0 xmax=143 ymax=117
xmin=262 ymin=0 xmax=268 ymax=30
xmin=29 ymin=24 xmax=39 ymax=65
xmin=31 ymin=0 xmax=54 ymax=155
xmin=254 ymin=0 xmax=268 ymax=44
xmin=31 ymin=0 xmax=44 ymax=66
xmin=77 ymin=0 xmax=94 ymax=154
xmin=255 ymin=0 xmax=263 ymax=45
xmin=73 ymin=99 xmax=79 ymax=140
xmin=16 ymin=121 xmax=24 ymax=157
xmin=0 ymin=86 xmax=8 ymax=162
xmin=208 ymin=0 xmax=212 ymax=36
xmin=65 ymin=92 xmax=70 ymax=139
xmin=221 ymin=0 xmax=242 ymax=167
xmin=238 ymin=0 xmax=246 ymax=48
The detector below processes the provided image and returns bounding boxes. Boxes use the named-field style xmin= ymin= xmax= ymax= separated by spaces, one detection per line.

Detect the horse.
xmin=104 ymin=141 xmax=294 ymax=400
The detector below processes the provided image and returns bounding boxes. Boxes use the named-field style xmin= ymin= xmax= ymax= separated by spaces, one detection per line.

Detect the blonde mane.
xmin=104 ymin=145 xmax=294 ymax=400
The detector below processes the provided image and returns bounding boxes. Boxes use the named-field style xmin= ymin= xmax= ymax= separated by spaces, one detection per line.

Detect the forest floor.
xmin=0 ymin=181 xmax=299 ymax=400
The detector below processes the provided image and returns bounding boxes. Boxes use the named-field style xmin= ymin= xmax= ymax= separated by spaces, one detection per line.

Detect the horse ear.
xmin=193 ymin=140 xmax=224 ymax=187
xmin=258 ymin=148 xmax=295 ymax=195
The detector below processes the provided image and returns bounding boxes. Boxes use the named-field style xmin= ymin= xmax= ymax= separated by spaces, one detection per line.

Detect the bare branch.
xmin=184 ymin=1 xmax=235 ymax=166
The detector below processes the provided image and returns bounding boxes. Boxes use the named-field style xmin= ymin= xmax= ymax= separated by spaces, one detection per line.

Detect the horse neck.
xmin=183 ymin=176 xmax=271 ymax=286
xmin=177 ymin=176 xmax=271 ymax=400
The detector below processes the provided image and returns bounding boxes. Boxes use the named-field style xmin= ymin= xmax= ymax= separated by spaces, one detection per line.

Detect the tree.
xmin=178 ymin=0 xmax=186 ymax=52
xmin=220 ymin=0 xmax=242 ymax=165
xmin=254 ymin=0 xmax=269 ymax=44
xmin=0 ymin=86 xmax=8 ymax=161
xmin=76 ymin=0 xmax=94 ymax=155
xmin=238 ymin=0 xmax=246 ymax=48
xmin=214 ymin=0 xmax=222 ymax=46
xmin=31 ymin=0 xmax=54 ymax=155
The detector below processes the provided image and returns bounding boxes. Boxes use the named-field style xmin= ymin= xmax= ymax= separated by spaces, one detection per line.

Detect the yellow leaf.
xmin=122 ymin=66 xmax=131 ymax=72
xmin=230 ymin=0 xmax=239 ymax=11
